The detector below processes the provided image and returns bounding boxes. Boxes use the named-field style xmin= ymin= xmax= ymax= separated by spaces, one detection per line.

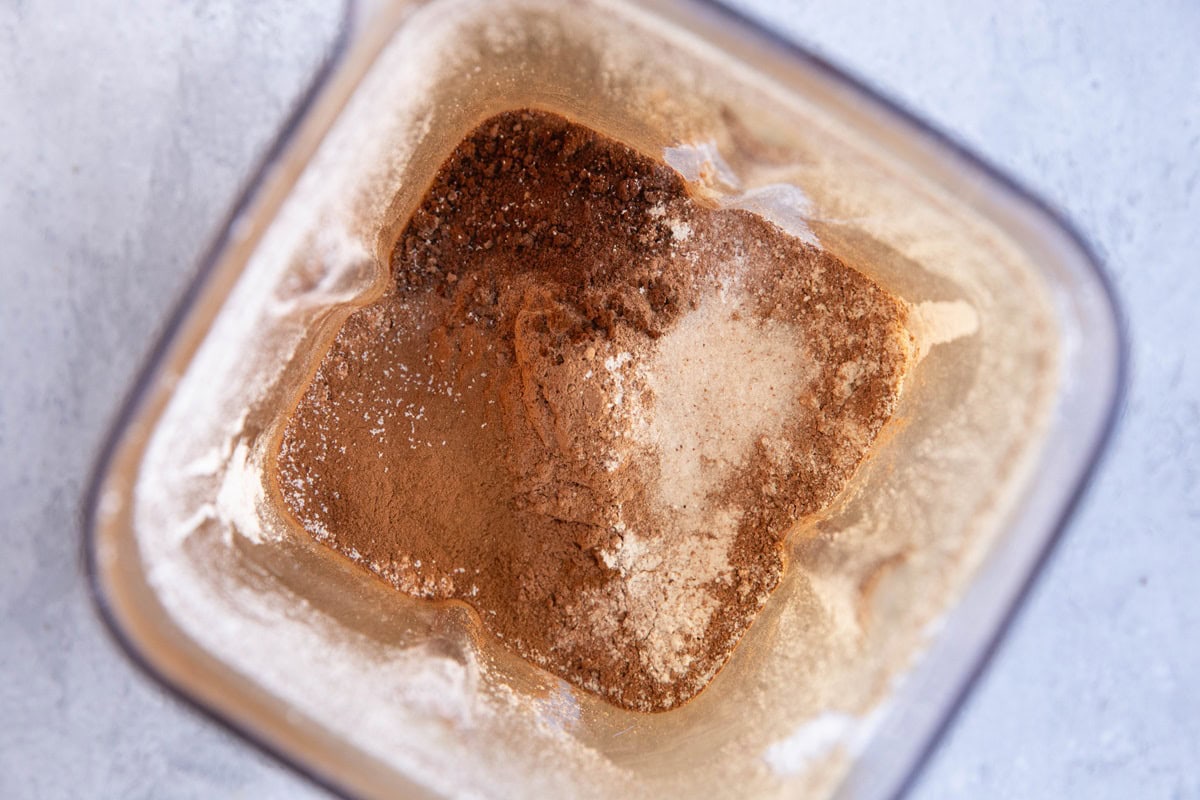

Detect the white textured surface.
xmin=1 ymin=2 xmax=1196 ymax=799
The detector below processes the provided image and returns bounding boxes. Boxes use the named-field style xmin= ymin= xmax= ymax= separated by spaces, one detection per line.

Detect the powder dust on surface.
xmin=276 ymin=110 xmax=912 ymax=712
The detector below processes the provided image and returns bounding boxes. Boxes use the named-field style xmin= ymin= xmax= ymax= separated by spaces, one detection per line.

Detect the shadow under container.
xmin=87 ymin=1 xmax=1123 ymax=798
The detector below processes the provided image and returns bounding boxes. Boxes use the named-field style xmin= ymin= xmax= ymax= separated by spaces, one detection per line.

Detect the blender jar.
xmin=87 ymin=1 xmax=1123 ymax=798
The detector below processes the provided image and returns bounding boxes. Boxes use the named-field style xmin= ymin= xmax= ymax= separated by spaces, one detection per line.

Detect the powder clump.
xmin=276 ymin=110 xmax=911 ymax=711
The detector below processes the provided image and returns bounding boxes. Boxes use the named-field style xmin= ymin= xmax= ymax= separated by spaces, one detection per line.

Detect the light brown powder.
xmin=275 ymin=110 xmax=912 ymax=711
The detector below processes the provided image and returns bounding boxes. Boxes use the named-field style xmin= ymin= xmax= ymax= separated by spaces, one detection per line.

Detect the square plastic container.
xmin=86 ymin=1 xmax=1123 ymax=798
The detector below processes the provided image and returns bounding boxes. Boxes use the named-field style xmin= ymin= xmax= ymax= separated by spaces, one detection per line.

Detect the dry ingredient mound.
xmin=276 ymin=110 xmax=912 ymax=712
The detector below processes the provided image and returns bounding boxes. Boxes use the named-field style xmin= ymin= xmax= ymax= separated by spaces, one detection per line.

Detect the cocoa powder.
xmin=275 ymin=110 xmax=912 ymax=711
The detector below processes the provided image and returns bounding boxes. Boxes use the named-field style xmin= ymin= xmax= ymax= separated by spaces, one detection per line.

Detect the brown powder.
xmin=275 ymin=110 xmax=912 ymax=711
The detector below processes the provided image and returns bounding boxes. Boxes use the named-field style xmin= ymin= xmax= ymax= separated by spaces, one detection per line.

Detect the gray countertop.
xmin=1 ymin=1 xmax=1196 ymax=798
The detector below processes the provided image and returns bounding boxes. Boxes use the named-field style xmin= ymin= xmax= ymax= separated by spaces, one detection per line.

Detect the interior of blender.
xmin=123 ymin=0 xmax=1061 ymax=797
